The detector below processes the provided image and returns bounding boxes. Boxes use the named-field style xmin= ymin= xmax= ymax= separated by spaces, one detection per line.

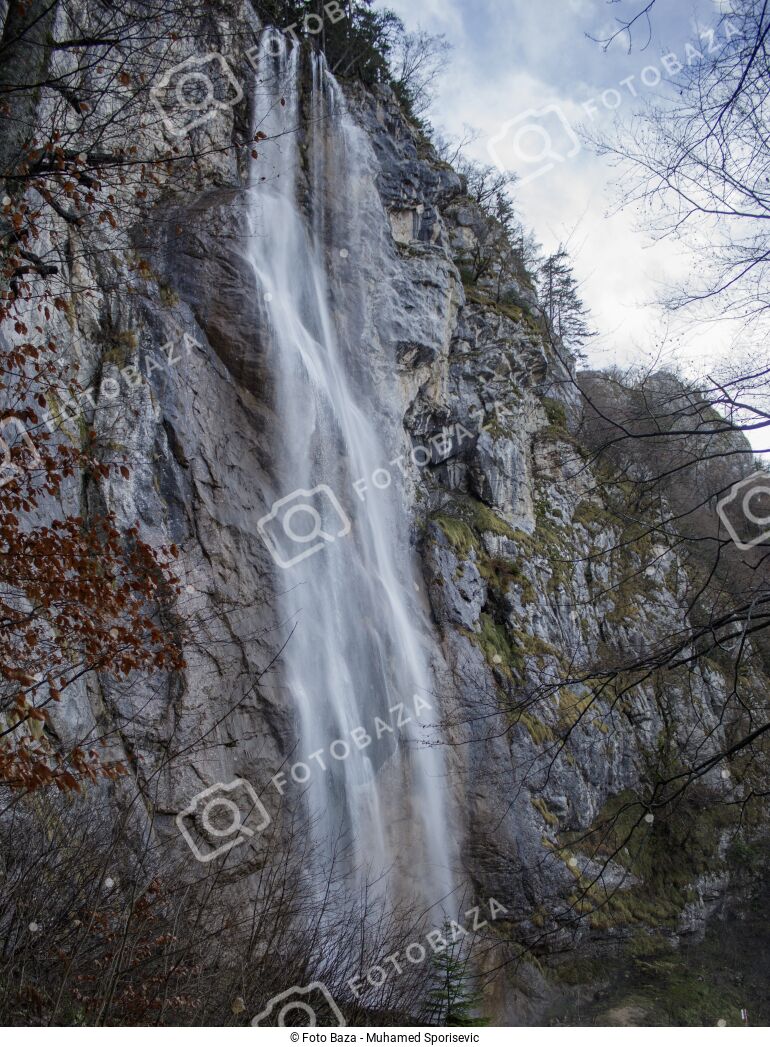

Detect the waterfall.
xmin=248 ymin=31 xmax=454 ymax=907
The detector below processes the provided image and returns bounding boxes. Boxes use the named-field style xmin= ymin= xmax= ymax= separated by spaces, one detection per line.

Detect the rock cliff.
xmin=4 ymin=1 xmax=769 ymax=1024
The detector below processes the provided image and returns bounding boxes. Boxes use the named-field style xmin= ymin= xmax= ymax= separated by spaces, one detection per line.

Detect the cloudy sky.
xmin=376 ymin=0 xmax=737 ymax=375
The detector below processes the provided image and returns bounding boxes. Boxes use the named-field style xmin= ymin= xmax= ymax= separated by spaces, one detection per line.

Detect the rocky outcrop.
xmin=342 ymin=72 xmax=769 ymax=1004
xmin=6 ymin=6 xmax=768 ymax=1023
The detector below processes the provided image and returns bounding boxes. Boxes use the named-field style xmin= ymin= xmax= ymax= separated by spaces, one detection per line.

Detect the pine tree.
xmin=424 ymin=922 xmax=489 ymax=1026
xmin=537 ymin=247 xmax=596 ymax=358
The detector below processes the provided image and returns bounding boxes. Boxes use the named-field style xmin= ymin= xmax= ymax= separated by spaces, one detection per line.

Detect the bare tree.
xmin=589 ymin=0 xmax=660 ymax=52
xmin=389 ymin=27 xmax=451 ymax=121
xmin=0 ymin=787 xmax=504 ymax=1025
xmin=591 ymin=0 xmax=770 ymax=330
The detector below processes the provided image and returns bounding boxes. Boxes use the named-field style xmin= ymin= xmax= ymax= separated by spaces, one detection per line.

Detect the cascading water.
xmin=248 ymin=31 xmax=454 ymax=907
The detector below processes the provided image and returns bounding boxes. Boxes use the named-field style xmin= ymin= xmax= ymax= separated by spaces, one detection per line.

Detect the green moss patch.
xmin=561 ymin=787 xmax=736 ymax=931
xmin=542 ymin=397 xmax=567 ymax=431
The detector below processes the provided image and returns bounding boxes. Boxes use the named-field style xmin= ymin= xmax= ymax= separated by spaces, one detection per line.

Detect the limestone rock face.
xmin=142 ymin=190 xmax=269 ymax=396
xmin=12 ymin=11 xmax=768 ymax=1022
xmin=340 ymin=84 xmax=765 ymax=955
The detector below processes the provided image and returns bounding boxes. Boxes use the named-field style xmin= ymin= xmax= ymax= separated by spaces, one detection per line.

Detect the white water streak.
xmin=248 ymin=32 xmax=454 ymax=906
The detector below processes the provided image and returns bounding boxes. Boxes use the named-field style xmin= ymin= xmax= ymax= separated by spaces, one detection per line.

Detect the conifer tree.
xmin=424 ymin=922 xmax=488 ymax=1027
xmin=538 ymin=247 xmax=596 ymax=357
